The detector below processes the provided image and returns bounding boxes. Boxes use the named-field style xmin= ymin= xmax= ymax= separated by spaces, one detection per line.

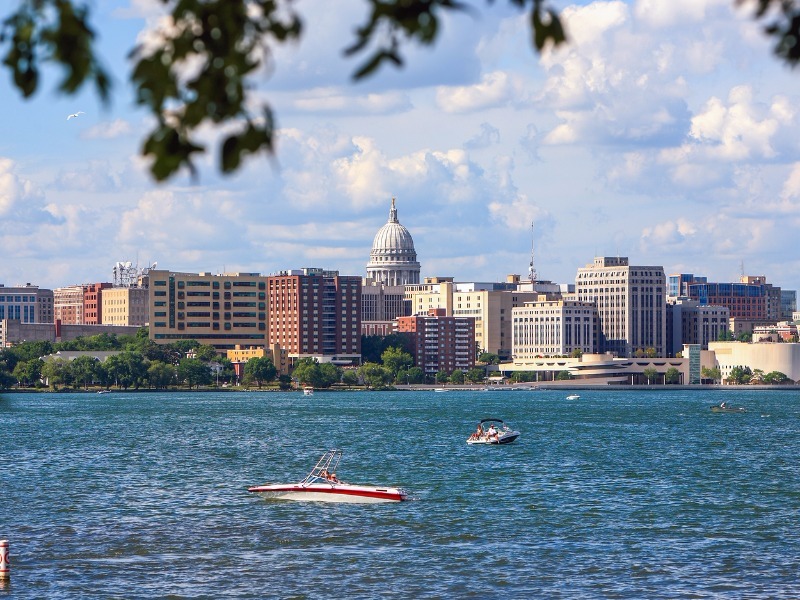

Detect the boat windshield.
xmin=302 ymin=449 xmax=343 ymax=485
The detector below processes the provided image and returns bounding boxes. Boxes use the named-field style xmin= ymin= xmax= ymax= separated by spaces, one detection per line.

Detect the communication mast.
xmin=528 ymin=221 xmax=538 ymax=282
xmin=113 ymin=260 xmax=157 ymax=287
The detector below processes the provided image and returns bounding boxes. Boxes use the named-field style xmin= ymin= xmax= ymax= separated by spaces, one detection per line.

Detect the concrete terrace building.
xmin=267 ymin=268 xmax=361 ymax=364
xmin=0 ymin=284 xmax=53 ymax=324
xmin=575 ymin=257 xmax=666 ymax=358
xmin=396 ymin=309 xmax=475 ymax=377
xmin=148 ymin=270 xmax=268 ymax=353
xmin=365 ymin=198 xmax=420 ymax=286
xmin=512 ymin=296 xmax=598 ymax=359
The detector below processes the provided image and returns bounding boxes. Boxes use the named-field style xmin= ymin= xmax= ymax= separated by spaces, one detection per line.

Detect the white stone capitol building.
xmin=366 ymin=198 xmax=420 ymax=286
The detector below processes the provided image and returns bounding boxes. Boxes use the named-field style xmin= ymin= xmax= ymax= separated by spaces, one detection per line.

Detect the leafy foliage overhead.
xmin=2 ymin=1 xmax=798 ymax=182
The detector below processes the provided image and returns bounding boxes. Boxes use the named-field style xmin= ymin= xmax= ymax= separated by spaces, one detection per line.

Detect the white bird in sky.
xmin=66 ymin=111 xmax=85 ymax=120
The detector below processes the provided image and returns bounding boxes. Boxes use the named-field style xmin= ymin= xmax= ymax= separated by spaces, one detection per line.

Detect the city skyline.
xmin=2 ymin=1 xmax=799 ymax=293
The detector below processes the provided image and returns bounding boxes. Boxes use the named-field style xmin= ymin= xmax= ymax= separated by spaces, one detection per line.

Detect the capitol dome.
xmin=366 ymin=198 xmax=421 ymax=286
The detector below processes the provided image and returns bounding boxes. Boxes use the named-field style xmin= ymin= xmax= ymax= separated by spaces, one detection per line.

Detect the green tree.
xmin=292 ymin=358 xmax=342 ymax=388
xmin=12 ymin=359 xmax=43 ymax=387
xmin=728 ymin=365 xmax=753 ymax=385
xmin=341 ymin=370 xmax=359 ymax=386
xmin=570 ymin=348 xmax=583 ymax=358
xmin=642 ymin=367 xmax=658 ymax=385
xmin=361 ymin=334 xmax=412 ymax=364
xmin=406 ymin=366 xmax=425 ymax=384
xmin=148 ymin=361 xmax=176 ymax=389
xmin=193 ymin=344 xmax=219 ymax=362
xmin=763 ymin=370 xmax=789 ymax=384
xmin=103 ymin=352 xmax=147 ymax=389
xmin=718 ymin=329 xmax=735 ymax=341
xmin=0 ymin=369 xmax=16 ymax=389
xmin=70 ymin=355 xmax=100 ymax=390
xmin=665 ymin=367 xmax=681 ymax=385
xmin=645 ymin=347 xmax=657 ymax=358
xmin=244 ymin=356 xmax=277 ymax=388
xmin=435 ymin=370 xmax=449 ymax=384
xmin=41 ymin=358 xmax=71 ymax=389
xmin=177 ymin=357 xmax=212 ymax=389
xmin=701 ymin=366 xmax=722 ymax=384
xmin=737 ymin=332 xmax=753 ymax=343
xmin=466 ymin=367 xmax=486 ymax=384
xmin=357 ymin=362 xmax=393 ymax=389
xmin=449 ymin=369 xmax=465 ymax=384
xmin=381 ymin=346 xmax=414 ymax=377
xmin=277 ymin=374 xmax=293 ymax=390
xmin=477 ymin=352 xmax=501 ymax=365
xmin=555 ymin=370 xmax=572 ymax=381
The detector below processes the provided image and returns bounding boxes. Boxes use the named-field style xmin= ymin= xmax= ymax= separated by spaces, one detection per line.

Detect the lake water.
xmin=2 ymin=388 xmax=800 ymax=599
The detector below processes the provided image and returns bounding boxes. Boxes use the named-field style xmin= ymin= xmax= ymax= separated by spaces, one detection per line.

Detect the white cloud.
xmin=82 ymin=119 xmax=133 ymax=140
xmin=634 ymin=0 xmax=728 ymax=28
xmin=435 ymin=71 xmax=520 ymax=114
xmin=689 ymin=86 xmax=780 ymax=160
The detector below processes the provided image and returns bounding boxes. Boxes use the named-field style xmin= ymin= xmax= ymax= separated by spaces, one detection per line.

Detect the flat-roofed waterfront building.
xmin=0 ymin=283 xmax=53 ymax=324
xmin=267 ymin=268 xmax=361 ymax=364
xmin=84 ymin=283 xmax=112 ymax=324
xmin=54 ymin=285 xmax=85 ymax=324
xmin=396 ymin=309 xmax=475 ymax=377
xmin=667 ymin=299 xmax=730 ymax=355
xmin=102 ymin=287 xmax=149 ymax=326
xmin=575 ymin=257 xmax=666 ymax=358
xmin=404 ymin=277 xmax=541 ymax=359
xmin=361 ymin=278 xmax=409 ymax=336
xmin=512 ymin=296 xmax=598 ymax=359
xmin=148 ymin=270 xmax=268 ymax=353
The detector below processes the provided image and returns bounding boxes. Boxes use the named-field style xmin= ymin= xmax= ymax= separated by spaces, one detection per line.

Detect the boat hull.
xmin=710 ymin=406 xmax=746 ymax=413
xmin=467 ymin=432 xmax=520 ymax=445
xmin=248 ymin=483 xmax=406 ymax=503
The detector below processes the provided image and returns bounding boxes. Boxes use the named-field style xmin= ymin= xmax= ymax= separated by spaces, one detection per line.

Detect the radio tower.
xmin=528 ymin=221 xmax=537 ymax=282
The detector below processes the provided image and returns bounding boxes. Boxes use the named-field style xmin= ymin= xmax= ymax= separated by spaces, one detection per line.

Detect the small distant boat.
xmin=467 ymin=418 xmax=520 ymax=445
xmin=97 ymin=390 xmax=111 ymax=394
xmin=303 ymin=387 xmax=314 ymax=396
xmin=433 ymin=388 xmax=450 ymax=393
xmin=710 ymin=402 xmax=746 ymax=413
xmin=248 ymin=449 xmax=407 ymax=503
xmin=566 ymin=394 xmax=580 ymax=400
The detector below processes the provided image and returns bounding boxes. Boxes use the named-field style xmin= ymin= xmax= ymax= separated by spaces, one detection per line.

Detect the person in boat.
xmin=320 ymin=469 xmax=330 ymax=480
xmin=487 ymin=424 xmax=497 ymax=437
xmin=329 ymin=472 xmax=338 ymax=483
xmin=470 ymin=423 xmax=483 ymax=440
xmin=719 ymin=402 xmax=727 ymax=409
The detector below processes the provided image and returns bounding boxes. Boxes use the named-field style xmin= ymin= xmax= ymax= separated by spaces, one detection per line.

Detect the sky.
xmin=1 ymin=0 xmax=799 ymax=294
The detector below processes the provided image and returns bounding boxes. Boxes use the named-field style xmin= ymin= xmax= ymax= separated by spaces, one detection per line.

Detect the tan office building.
xmin=148 ymin=270 xmax=268 ymax=353
xmin=512 ymin=297 xmax=598 ymax=359
xmin=575 ymin=257 xmax=666 ymax=358
xmin=405 ymin=278 xmax=541 ymax=359
xmin=102 ymin=287 xmax=149 ymax=327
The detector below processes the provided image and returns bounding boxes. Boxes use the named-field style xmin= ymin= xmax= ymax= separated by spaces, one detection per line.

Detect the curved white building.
xmin=366 ymin=198 xmax=420 ymax=286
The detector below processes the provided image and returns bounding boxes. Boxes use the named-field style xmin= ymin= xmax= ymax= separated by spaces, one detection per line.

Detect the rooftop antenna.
xmin=528 ymin=221 xmax=537 ymax=282
xmin=740 ymin=260 xmax=745 ymax=278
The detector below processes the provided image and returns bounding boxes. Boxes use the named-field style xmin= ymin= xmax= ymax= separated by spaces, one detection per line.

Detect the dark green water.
xmin=2 ymin=389 xmax=799 ymax=598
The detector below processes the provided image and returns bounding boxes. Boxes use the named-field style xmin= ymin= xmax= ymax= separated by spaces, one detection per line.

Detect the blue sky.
xmin=1 ymin=0 xmax=799 ymax=295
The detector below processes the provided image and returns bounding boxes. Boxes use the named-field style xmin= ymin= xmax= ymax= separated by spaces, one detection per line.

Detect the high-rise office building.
xmin=575 ymin=257 xmax=666 ymax=358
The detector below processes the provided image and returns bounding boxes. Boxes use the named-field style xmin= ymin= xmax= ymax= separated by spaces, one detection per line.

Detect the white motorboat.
xmin=467 ymin=418 xmax=520 ymax=445
xmin=566 ymin=394 xmax=580 ymax=400
xmin=248 ymin=449 xmax=407 ymax=503
xmin=303 ymin=387 xmax=314 ymax=396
